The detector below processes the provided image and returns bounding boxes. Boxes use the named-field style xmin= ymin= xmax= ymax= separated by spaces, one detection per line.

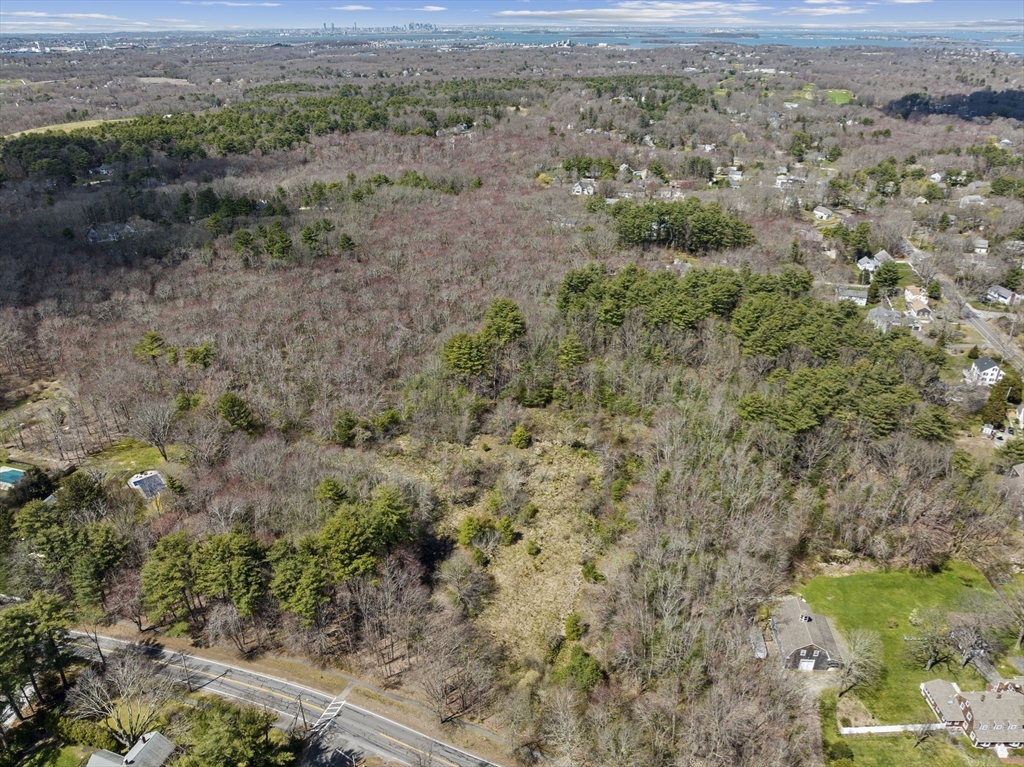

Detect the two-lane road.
xmin=903 ymin=238 xmax=1024 ymax=370
xmin=71 ymin=633 xmax=501 ymax=767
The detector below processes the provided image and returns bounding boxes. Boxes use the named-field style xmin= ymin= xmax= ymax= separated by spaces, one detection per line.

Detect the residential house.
xmin=835 ymin=286 xmax=868 ymax=306
xmin=986 ymin=285 xmax=1017 ymax=306
xmin=128 ymin=471 xmax=167 ymax=501
xmin=571 ymin=180 xmax=595 ymax=196
xmin=963 ymin=357 xmax=1005 ymax=387
xmin=813 ymin=205 xmax=833 ymax=221
xmin=867 ymin=306 xmax=906 ymax=332
xmin=770 ymin=597 xmax=843 ymax=671
xmin=857 ymin=249 xmax=894 ymax=274
xmin=960 ymin=194 xmax=986 ymax=208
xmin=906 ymin=298 xmax=932 ymax=320
xmin=921 ymin=680 xmax=1024 ymax=750
xmin=974 ymin=238 xmax=989 ymax=255
xmin=87 ymin=732 xmax=176 ymax=767
xmin=904 ymin=286 xmax=928 ymax=304
xmin=929 ymin=172 xmax=944 ymax=183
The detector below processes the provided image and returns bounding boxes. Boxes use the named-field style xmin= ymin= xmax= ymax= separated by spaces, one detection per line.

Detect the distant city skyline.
xmin=1 ymin=0 xmax=1022 ymax=34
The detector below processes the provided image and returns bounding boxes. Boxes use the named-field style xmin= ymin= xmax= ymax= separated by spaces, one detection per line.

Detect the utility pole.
xmin=179 ymin=652 xmax=194 ymax=692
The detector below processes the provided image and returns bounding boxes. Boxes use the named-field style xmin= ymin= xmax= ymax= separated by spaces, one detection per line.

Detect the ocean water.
xmin=234 ymin=28 xmax=1023 ymax=55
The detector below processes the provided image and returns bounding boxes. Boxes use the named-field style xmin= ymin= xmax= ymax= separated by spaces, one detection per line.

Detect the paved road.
xmin=903 ymin=238 xmax=1024 ymax=370
xmin=70 ymin=633 xmax=501 ymax=767
xmin=305 ymin=703 xmax=498 ymax=767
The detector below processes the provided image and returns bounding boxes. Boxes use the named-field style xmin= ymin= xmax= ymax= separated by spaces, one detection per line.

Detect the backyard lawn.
xmin=895 ymin=262 xmax=918 ymax=289
xmin=820 ymin=690 xmax=1003 ymax=767
xmin=80 ymin=438 xmax=166 ymax=480
xmin=801 ymin=562 xmax=992 ymax=724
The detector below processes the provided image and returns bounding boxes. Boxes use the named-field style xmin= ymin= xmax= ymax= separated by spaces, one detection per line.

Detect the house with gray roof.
xmin=867 ymin=306 xmax=916 ymax=332
xmin=986 ymin=285 xmax=1016 ymax=306
xmin=835 ymin=286 xmax=868 ymax=306
xmin=921 ymin=680 xmax=1024 ymax=749
xmin=87 ymin=732 xmax=175 ymax=767
xmin=963 ymin=357 xmax=1005 ymax=387
xmin=857 ymin=249 xmax=894 ymax=274
xmin=770 ymin=597 xmax=843 ymax=671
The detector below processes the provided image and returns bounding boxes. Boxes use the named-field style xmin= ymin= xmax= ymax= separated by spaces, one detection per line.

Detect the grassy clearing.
xmin=18 ymin=744 xmax=91 ymax=767
xmin=895 ymin=262 xmax=918 ymax=289
xmin=4 ymin=117 xmax=130 ymax=139
xmin=827 ymin=89 xmax=856 ymax=105
xmin=821 ymin=689 xmax=1000 ymax=767
xmin=801 ymin=562 xmax=991 ymax=724
xmin=80 ymin=438 xmax=165 ymax=479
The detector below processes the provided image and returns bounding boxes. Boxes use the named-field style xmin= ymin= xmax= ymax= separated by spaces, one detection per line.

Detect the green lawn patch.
xmin=80 ymin=438 xmax=164 ymax=479
xmin=18 ymin=744 xmax=90 ymax=767
xmin=895 ymin=262 xmax=917 ymax=289
xmin=820 ymin=688 xmax=1001 ymax=767
xmin=801 ymin=562 xmax=991 ymax=724
xmin=826 ymin=89 xmax=856 ymax=105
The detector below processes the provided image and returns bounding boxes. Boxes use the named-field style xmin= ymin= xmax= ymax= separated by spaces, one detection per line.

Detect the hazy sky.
xmin=1 ymin=0 xmax=1022 ymax=33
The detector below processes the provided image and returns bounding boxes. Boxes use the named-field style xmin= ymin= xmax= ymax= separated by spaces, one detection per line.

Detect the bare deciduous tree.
xmin=838 ymin=629 xmax=883 ymax=697
xmin=128 ymin=399 xmax=176 ymax=462
xmin=69 ymin=648 xmax=174 ymax=748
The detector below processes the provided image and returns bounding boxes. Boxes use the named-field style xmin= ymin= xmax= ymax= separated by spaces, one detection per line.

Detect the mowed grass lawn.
xmin=80 ymin=438 xmax=165 ymax=480
xmin=801 ymin=562 xmax=991 ymax=723
xmin=821 ymin=691 xmax=1002 ymax=767
xmin=827 ymin=89 xmax=856 ymax=105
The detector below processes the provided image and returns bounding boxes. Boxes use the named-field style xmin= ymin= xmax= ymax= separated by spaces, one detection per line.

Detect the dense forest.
xmin=1 ymin=35 xmax=1023 ymax=767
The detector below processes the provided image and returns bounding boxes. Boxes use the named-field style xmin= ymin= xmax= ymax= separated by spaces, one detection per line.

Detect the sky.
xmin=1 ymin=0 xmax=1022 ymax=33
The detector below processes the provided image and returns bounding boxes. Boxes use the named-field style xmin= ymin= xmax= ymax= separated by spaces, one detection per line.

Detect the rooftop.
xmin=772 ymin=597 xmax=843 ymax=662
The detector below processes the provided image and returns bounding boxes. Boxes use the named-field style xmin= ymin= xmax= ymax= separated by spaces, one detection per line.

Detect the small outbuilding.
xmin=770 ymin=597 xmax=843 ymax=671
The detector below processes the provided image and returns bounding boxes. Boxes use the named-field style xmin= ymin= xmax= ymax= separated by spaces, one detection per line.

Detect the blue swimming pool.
xmin=0 ymin=467 xmax=25 ymax=486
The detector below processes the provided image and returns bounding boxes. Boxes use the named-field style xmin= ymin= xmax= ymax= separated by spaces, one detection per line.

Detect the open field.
xmin=79 ymin=438 xmax=167 ymax=480
xmin=827 ymin=89 xmax=856 ymax=105
xmin=3 ymin=117 xmax=130 ymax=139
xmin=136 ymin=76 xmax=191 ymax=85
xmin=801 ymin=562 xmax=992 ymax=724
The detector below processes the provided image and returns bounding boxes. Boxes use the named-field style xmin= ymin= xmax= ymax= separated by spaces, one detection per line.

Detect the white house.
xmin=857 ymin=249 xmax=894 ymax=274
xmin=904 ymin=285 xmax=928 ymax=305
xmin=906 ymin=298 xmax=932 ymax=320
xmin=963 ymin=357 xmax=1005 ymax=387
xmin=960 ymin=194 xmax=986 ymax=208
xmin=986 ymin=285 xmax=1018 ymax=306
xmin=813 ymin=205 xmax=833 ymax=221
xmin=835 ymin=286 xmax=868 ymax=306
xmin=973 ymin=238 xmax=989 ymax=255
xmin=929 ymin=172 xmax=944 ymax=183
xmin=572 ymin=180 xmax=595 ymax=196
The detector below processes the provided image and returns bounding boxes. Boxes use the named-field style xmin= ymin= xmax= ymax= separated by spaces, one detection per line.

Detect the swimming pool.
xmin=0 ymin=466 xmax=25 ymax=487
